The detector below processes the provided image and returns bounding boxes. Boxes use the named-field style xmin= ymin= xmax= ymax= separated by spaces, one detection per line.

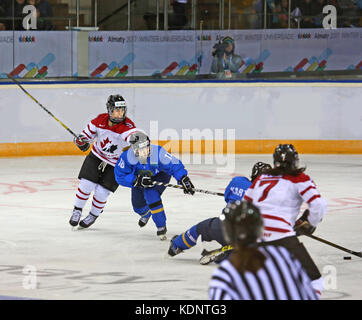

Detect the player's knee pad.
xmin=144 ymin=188 xmax=162 ymax=204
xmin=88 ymin=184 xmax=111 ymax=216
xmin=93 ymin=184 xmax=111 ymax=202
xmin=78 ymin=178 xmax=97 ymax=194
xmin=197 ymin=217 xmax=226 ymax=246
xmin=75 ymin=179 xmax=97 ymax=208
xmin=196 ymin=218 xmax=213 ymax=239
xmin=197 ymin=217 xmax=220 ymax=241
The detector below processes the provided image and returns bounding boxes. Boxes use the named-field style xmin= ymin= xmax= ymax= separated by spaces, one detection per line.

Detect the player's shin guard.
xmin=172 ymin=225 xmax=199 ymax=251
xmin=79 ymin=185 xmax=110 ymax=229
xmin=149 ymin=201 xmax=166 ymax=228
xmin=168 ymin=236 xmax=183 ymax=257
xmin=149 ymin=201 xmax=167 ymax=240
xmin=74 ymin=179 xmax=97 ymax=209
xmin=89 ymin=184 xmax=110 ymax=217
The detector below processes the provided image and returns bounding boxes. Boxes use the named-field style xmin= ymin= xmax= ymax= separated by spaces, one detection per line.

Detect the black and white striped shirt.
xmin=209 ymin=245 xmax=318 ymax=300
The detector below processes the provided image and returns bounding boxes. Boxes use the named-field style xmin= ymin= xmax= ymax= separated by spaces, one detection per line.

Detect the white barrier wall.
xmin=0 ymin=82 xmax=361 ymax=146
xmin=1 ymin=29 xmax=361 ymax=78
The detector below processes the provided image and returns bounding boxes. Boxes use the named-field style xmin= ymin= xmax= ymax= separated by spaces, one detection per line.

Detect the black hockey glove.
xmin=133 ymin=173 xmax=153 ymax=188
xmin=179 ymin=175 xmax=195 ymax=195
xmin=74 ymin=134 xmax=90 ymax=152
xmin=294 ymin=209 xmax=316 ymax=236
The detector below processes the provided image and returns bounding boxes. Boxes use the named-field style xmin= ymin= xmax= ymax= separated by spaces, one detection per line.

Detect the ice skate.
xmin=78 ymin=213 xmax=98 ymax=229
xmin=168 ymin=235 xmax=183 ymax=257
xmin=157 ymin=226 xmax=167 ymax=241
xmin=138 ymin=216 xmax=150 ymax=228
xmin=69 ymin=207 xmax=82 ymax=227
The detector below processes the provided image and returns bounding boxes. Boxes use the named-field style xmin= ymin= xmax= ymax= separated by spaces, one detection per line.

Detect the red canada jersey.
xmin=81 ymin=113 xmax=138 ymax=166
xmin=244 ymin=173 xmax=327 ymax=241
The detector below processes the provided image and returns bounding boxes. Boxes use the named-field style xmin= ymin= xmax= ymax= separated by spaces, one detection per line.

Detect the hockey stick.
xmin=7 ymin=74 xmax=78 ymax=139
xmin=199 ymin=245 xmax=234 ymax=265
xmin=199 ymin=234 xmax=362 ymax=266
xmin=151 ymin=181 xmax=224 ymax=197
xmin=306 ymin=234 xmax=362 ymax=258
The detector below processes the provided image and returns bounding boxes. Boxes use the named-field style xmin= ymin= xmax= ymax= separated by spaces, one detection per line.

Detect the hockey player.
xmin=167 ymin=162 xmax=271 ymax=260
xmin=243 ymin=144 xmax=327 ymax=298
xmin=114 ymin=132 xmax=195 ymax=240
xmin=69 ymin=94 xmax=139 ymax=229
xmin=209 ymin=201 xmax=317 ymax=300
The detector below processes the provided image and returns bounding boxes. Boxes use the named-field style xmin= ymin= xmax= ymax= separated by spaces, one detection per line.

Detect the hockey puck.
xmin=343 ymin=256 xmax=352 ymax=260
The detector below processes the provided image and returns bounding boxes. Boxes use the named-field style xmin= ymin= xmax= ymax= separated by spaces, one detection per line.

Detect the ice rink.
xmin=0 ymin=154 xmax=361 ymax=300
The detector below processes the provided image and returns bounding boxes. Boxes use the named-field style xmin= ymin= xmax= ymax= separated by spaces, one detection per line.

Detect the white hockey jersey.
xmin=244 ymin=173 xmax=327 ymax=241
xmin=81 ymin=113 xmax=138 ymax=166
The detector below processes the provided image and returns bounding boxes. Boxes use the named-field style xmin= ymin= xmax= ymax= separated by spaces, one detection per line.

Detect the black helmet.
xmin=129 ymin=131 xmax=151 ymax=163
xmin=273 ymin=144 xmax=299 ymax=169
xmin=106 ymin=95 xmax=127 ymax=123
xmin=220 ymin=201 xmax=263 ymax=247
xmin=250 ymin=162 xmax=272 ymax=182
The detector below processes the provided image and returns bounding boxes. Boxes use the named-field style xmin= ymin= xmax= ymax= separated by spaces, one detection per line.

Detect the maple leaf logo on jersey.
xmin=104 ymin=144 xmax=118 ymax=154
xmin=100 ymin=137 xmax=111 ymax=149
xmin=100 ymin=137 xmax=118 ymax=154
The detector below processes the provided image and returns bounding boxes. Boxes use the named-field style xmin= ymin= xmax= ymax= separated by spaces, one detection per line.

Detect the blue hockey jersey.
xmin=114 ymin=144 xmax=188 ymax=188
xmin=224 ymin=176 xmax=252 ymax=204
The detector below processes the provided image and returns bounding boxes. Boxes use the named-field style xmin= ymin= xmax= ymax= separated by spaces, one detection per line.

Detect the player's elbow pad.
xmin=308 ymin=197 xmax=328 ymax=226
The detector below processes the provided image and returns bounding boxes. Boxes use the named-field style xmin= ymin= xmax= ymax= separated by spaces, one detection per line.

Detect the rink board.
xmin=0 ymin=80 xmax=361 ymax=156
xmin=0 ymin=140 xmax=362 ymax=157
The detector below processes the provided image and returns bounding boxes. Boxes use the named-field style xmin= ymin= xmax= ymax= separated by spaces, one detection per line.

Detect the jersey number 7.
xmin=258 ymin=179 xmax=279 ymax=202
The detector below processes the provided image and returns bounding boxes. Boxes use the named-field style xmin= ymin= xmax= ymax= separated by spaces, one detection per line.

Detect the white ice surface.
xmin=0 ymin=154 xmax=361 ymax=300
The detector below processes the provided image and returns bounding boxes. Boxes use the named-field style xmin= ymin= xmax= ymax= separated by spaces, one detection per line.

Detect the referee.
xmin=209 ymin=201 xmax=318 ymax=300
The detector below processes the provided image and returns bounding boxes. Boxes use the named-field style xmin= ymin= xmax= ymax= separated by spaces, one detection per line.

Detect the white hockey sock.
xmin=90 ymin=184 xmax=111 ymax=216
xmin=74 ymin=179 xmax=97 ymax=209
xmin=311 ymin=277 xmax=324 ymax=299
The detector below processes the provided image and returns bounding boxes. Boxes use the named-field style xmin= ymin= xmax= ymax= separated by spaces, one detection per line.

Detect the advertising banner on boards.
xmin=88 ymin=28 xmax=362 ymax=77
xmin=0 ymin=29 xmax=360 ymax=78
xmin=0 ymin=31 xmax=75 ymax=79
